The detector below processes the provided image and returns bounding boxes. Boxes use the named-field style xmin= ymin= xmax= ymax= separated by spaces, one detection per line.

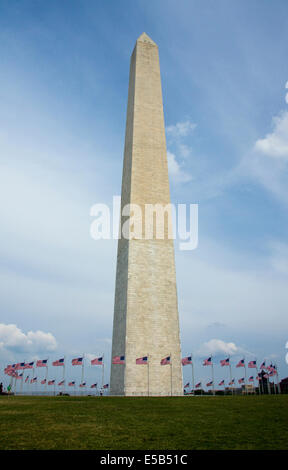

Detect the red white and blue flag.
xmin=25 ymin=375 xmax=29 ymax=383
xmin=182 ymin=356 xmax=192 ymax=366
xmin=79 ymin=382 xmax=86 ymax=388
xmin=91 ymin=383 xmax=97 ymax=388
xmin=220 ymin=358 xmax=230 ymax=366
xmin=72 ymin=357 xmax=83 ymax=366
xmin=260 ymin=361 xmax=266 ymax=369
xmin=248 ymin=360 xmax=257 ymax=369
xmin=248 ymin=376 xmax=254 ymax=382
xmin=68 ymin=381 xmax=75 ymax=386
xmin=91 ymin=357 xmax=103 ymax=366
xmin=58 ymin=380 xmax=65 ymax=386
xmin=36 ymin=359 xmax=48 ymax=367
xmin=103 ymin=383 xmax=109 ymax=389
xmin=48 ymin=380 xmax=55 ymax=385
xmin=24 ymin=362 xmax=34 ymax=369
xmin=229 ymin=379 xmax=235 ymax=385
xmin=218 ymin=380 xmax=225 ymax=386
xmin=30 ymin=377 xmax=37 ymax=384
xmin=16 ymin=373 xmax=23 ymax=379
xmin=238 ymin=377 xmax=245 ymax=384
xmin=112 ymin=355 xmax=125 ymax=365
xmin=160 ymin=356 xmax=171 ymax=365
xmin=184 ymin=382 xmax=190 ymax=388
xmin=136 ymin=356 xmax=148 ymax=365
xmin=52 ymin=358 xmax=64 ymax=367
xmin=206 ymin=380 xmax=213 ymax=387
xmin=203 ymin=357 xmax=212 ymax=366
xmin=236 ymin=359 xmax=245 ymax=368
xmin=195 ymin=382 xmax=202 ymax=388
xmin=41 ymin=379 xmax=46 ymax=385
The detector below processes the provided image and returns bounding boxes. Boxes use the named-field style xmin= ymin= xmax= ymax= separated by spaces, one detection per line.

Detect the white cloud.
xmin=166 ymin=120 xmax=197 ymax=138
xmin=254 ymin=111 xmax=288 ymax=159
xmin=0 ymin=323 xmax=57 ymax=353
xmin=167 ymin=151 xmax=191 ymax=183
xmin=198 ymin=339 xmax=239 ymax=356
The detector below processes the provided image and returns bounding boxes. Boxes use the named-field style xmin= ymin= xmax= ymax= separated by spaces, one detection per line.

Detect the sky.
xmin=0 ymin=0 xmax=288 ymax=390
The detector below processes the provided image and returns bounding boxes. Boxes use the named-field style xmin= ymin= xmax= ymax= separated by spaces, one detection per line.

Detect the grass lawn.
xmin=0 ymin=395 xmax=287 ymax=450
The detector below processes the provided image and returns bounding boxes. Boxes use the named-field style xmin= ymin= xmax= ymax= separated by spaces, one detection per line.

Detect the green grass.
xmin=0 ymin=395 xmax=287 ymax=450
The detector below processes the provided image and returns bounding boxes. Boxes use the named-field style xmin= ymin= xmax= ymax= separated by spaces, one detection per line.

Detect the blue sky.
xmin=0 ymin=0 xmax=288 ymax=389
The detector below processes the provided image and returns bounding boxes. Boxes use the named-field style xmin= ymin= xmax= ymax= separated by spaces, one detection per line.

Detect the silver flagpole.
xmin=244 ymin=357 xmax=247 ymax=395
xmin=147 ymin=354 xmax=150 ymax=397
xmin=45 ymin=362 xmax=48 ymax=395
xmin=81 ymin=353 xmax=85 ymax=395
xmin=229 ymin=356 xmax=233 ymax=395
xmin=191 ymin=353 xmax=195 ymax=394
xmin=102 ymin=353 xmax=104 ymax=391
xmin=275 ymin=362 xmax=281 ymax=394
xmin=211 ymin=356 xmax=215 ymax=396
xmin=170 ymin=353 xmax=172 ymax=396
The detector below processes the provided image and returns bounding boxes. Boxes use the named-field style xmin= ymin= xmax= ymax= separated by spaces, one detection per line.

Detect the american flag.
xmin=195 ymin=382 xmax=201 ymax=388
xmin=58 ymin=380 xmax=65 ymax=386
xmin=206 ymin=380 xmax=213 ymax=387
xmin=36 ymin=359 xmax=48 ymax=367
xmin=248 ymin=376 xmax=254 ymax=382
xmin=15 ymin=373 xmax=23 ymax=379
xmin=181 ymin=356 xmax=192 ymax=366
xmin=30 ymin=377 xmax=37 ymax=383
xmin=90 ymin=383 xmax=97 ymax=388
xmin=52 ymin=358 xmax=64 ymax=366
xmin=91 ymin=357 xmax=103 ymax=365
xmin=203 ymin=357 xmax=212 ymax=366
xmin=15 ymin=362 xmax=26 ymax=370
xmin=41 ymin=379 xmax=46 ymax=384
xmin=229 ymin=379 xmax=235 ymax=385
xmin=236 ymin=359 xmax=245 ymax=368
xmin=48 ymin=380 xmax=55 ymax=385
xmin=238 ymin=377 xmax=245 ymax=384
xmin=184 ymin=382 xmax=190 ymax=388
xmin=248 ymin=360 xmax=257 ymax=368
xmin=72 ymin=357 xmax=83 ymax=366
xmin=112 ymin=355 xmax=125 ymax=364
xmin=267 ymin=364 xmax=275 ymax=372
xmin=160 ymin=356 xmax=171 ymax=365
xmin=24 ymin=362 xmax=34 ymax=369
xmin=260 ymin=361 xmax=266 ymax=369
xmin=103 ymin=383 xmax=109 ymax=389
xmin=25 ymin=375 xmax=29 ymax=383
xmin=220 ymin=358 xmax=230 ymax=366
xmin=79 ymin=382 xmax=86 ymax=388
xmin=218 ymin=380 xmax=225 ymax=386
xmin=136 ymin=356 xmax=148 ymax=365
xmin=68 ymin=381 xmax=75 ymax=386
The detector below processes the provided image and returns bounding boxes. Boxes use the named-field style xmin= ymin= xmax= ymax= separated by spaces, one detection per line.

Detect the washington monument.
xmin=110 ymin=33 xmax=183 ymax=396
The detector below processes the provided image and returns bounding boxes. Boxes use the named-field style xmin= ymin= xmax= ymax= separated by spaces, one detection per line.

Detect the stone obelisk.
xmin=110 ymin=33 xmax=183 ymax=396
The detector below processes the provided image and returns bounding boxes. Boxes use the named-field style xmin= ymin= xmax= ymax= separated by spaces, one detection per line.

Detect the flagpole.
xmin=229 ymin=356 xmax=233 ymax=396
xmin=191 ymin=353 xmax=195 ymax=394
xmin=170 ymin=352 xmax=172 ymax=397
xmin=244 ymin=356 xmax=247 ymax=395
xmin=275 ymin=362 xmax=281 ymax=394
xmin=102 ymin=353 xmax=105 ymax=391
xmin=81 ymin=353 xmax=85 ymax=395
xmin=211 ymin=356 xmax=215 ymax=396
xmin=147 ymin=354 xmax=150 ymax=397
xmin=45 ymin=362 xmax=48 ymax=395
